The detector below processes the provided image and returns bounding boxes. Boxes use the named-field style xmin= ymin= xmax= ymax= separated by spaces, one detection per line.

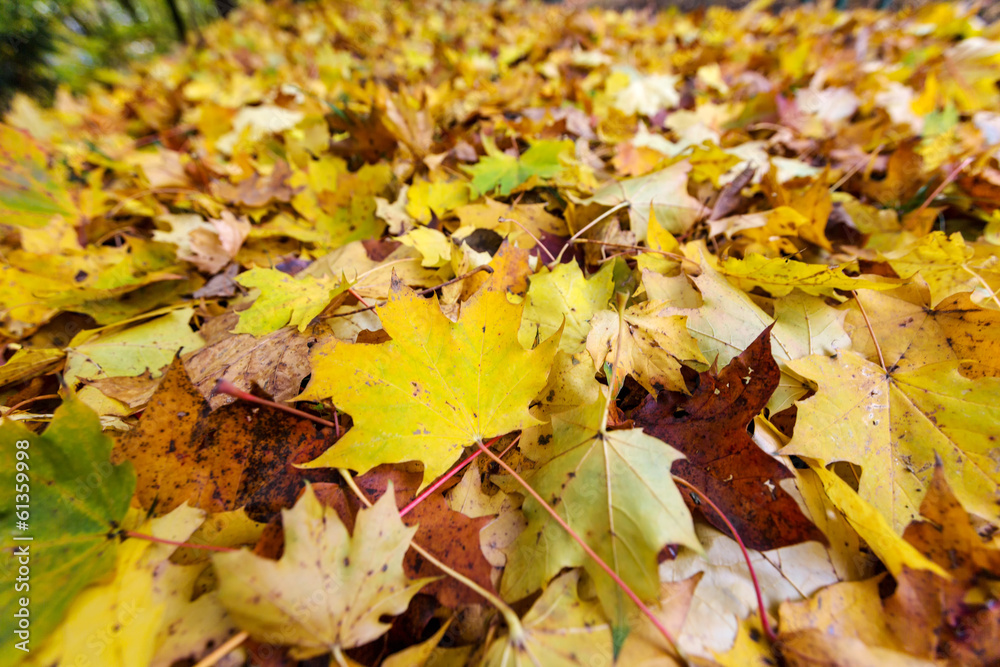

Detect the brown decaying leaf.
xmin=776 ymin=462 xmax=1000 ymax=667
xmin=312 ymin=464 xmax=497 ymax=608
xmin=631 ymin=326 xmax=826 ymax=551
xmin=183 ymin=311 xmax=314 ymax=409
xmin=114 ymin=358 xmax=336 ymax=521
xmin=883 ymin=462 xmax=1000 ymax=664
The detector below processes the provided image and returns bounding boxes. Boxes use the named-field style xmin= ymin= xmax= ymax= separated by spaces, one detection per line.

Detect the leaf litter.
xmin=2 ymin=0 xmax=1000 ymax=665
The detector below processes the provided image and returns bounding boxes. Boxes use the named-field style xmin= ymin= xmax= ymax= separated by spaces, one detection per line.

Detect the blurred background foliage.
xmin=2 ymin=0 xmax=990 ymax=112
xmin=0 ymin=0 xmax=237 ymax=110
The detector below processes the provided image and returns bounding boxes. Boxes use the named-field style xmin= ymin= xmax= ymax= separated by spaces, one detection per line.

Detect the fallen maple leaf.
xmin=63 ymin=307 xmax=204 ymax=385
xmin=502 ymin=397 xmax=701 ymax=628
xmin=313 ymin=463 xmax=497 ymax=608
xmin=212 ymin=484 xmax=435 ymax=660
xmin=586 ymin=297 xmax=708 ymax=396
xmin=718 ymin=254 xmax=896 ymax=299
xmin=631 ymin=326 xmax=826 ymax=551
xmin=115 ymin=359 xmax=335 ymax=520
xmin=484 ymin=570 xmax=613 ymax=666
xmin=579 ymin=162 xmax=705 ymax=240
xmin=780 ymin=349 xmax=1000 ymax=532
xmin=296 ymin=266 xmax=560 ymax=489
xmin=0 ymin=396 xmax=135 ymax=665
xmin=465 ymin=138 xmax=575 ymax=197
xmin=232 ymin=267 xmax=349 ymax=336
xmin=183 ymin=311 xmax=314 ymax=409
xmin=518 ymin=260 xmax=615 ymax=354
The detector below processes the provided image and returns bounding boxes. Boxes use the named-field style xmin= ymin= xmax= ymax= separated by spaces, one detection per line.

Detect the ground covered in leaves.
xmin=2 ymin=0 xmax=1000 ymax=665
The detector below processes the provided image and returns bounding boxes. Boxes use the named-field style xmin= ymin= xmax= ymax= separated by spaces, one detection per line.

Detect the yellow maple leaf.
xmin=719 ymin=254 xmax=897 ymax=300
xmin=807 ymin=464 xmax=946 ymax=578
xmin=884 ymin=231 xmax=1000 ymax=308
xmin=297 ymin=267 xmax=560 ymax=488
xmin=233 ymin=268 xmax=349 ymax=336
xmin=586 ymin=299 xmax=707 ymax=396
xmin=518 ymin=260 xmax=615 ymax=355
xmin=405 ymin=176 xmax=470 ymax=223
xmin=781 ymin=350 xmax=1000 ymax=532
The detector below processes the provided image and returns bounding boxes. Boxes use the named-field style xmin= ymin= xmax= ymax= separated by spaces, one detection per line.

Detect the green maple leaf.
xmin=0 ymin=396 xmax=135 ymax=665
xmin=502 ymin=398 xmax=701 ymax=630
xmin=464 ymin=137 xmax=574 ymax=197
xmin=233 ymin=267 xmax=350 ymax=336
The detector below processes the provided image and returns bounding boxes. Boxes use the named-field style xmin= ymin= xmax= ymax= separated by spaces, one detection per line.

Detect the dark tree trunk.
xmin=164 ymin=0 xmax=187 ymax=43
xmin=214 ymin=0 xmax=236 ymax=18
xmin=117 ymin=0 xmax=141 ymax=23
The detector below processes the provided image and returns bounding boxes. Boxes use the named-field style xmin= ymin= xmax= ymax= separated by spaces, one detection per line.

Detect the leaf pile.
xmin=2 ymin=0 xmax=1000 ymax=665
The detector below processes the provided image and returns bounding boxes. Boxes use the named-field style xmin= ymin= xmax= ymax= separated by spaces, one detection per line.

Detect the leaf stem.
xmin=336 ymin=467 xmax=528 ymax=645
xmin=214 ymin=380 xmax=339 ymax=435
xmin=399 ymin=434 xmax=519 ymax=516
xmin=549 ymin=201 xmax=630 ymax=267
xmin=191 ymin=631 xmax=249 ymax=667
xmin=474 ymin=439 xmax=685 ymax=660
xmin=347 ymin=287 xmax=373 ymax=308
xmin=915 ymin=157 xmax=972 ymax=213
xmin=123 ymin=530 xmax=238 ymax=553
xmin=670 ymin=476 xmax=778 ymax=643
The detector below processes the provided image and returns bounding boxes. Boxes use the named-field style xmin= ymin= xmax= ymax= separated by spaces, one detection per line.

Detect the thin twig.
xmin=829 ymin=145 xmax=883 ymax=194
xmin=852 ymin=291 xmax=886 ymax=372
xmin=498 ymin=216 xmax=557 ymax=263
xmin=671 ymin=477 xmax=778 ymax=644
xmin=475 ymin=439 xmax=685 ymax=660
xmin=3 ymin=394 xmax=59 ymax=415
xmin=192 ymin=631 xmax=249 ymax=667
xmin=573 ymin=238 xmax=702 ymax=273
xmin=350 ymin=258 xmax=422 ymax=286
xmin=329 ymin=265 xmax=494 ymax=318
